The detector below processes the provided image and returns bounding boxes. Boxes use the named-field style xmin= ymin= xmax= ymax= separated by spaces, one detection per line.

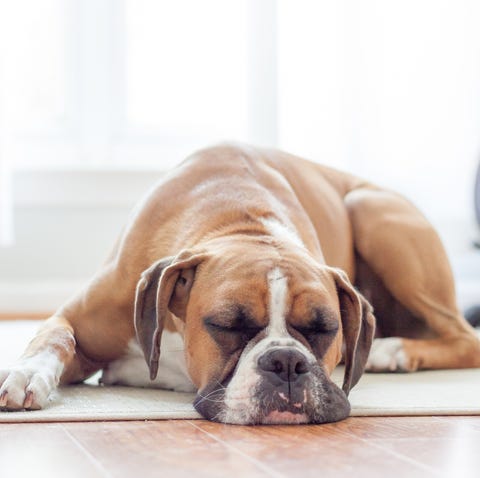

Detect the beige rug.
xmin=1 ymin=321 xmax=480 ymax=422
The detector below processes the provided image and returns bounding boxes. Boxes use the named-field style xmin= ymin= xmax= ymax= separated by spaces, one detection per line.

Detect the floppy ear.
xmin=134 ymin=250 xmax=206 ymax=380
xmin=329 ymin=267 xmax=376 ymax=395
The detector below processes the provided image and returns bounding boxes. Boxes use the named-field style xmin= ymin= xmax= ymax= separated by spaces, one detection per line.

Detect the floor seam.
xmin=60 ymin=424 xmax=113 ymax=478
xmin=334 ymin=426 xmax=442 ymax=477
xmin=361 ymin=438 xmax=441 ymax=476
xmin=187 ymin=421 xmax=286 ymax=478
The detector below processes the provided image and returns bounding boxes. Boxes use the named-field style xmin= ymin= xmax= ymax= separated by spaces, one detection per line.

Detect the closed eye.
xmin=292 ymin=324 xmax=338 ymax=337
xmin=205 ymin=321 xmax=262 ymax=336
xmin=203 ymin=304 xmax=264 ymax=346
xmin=204 ymin=316 xmax=263 ymax=355
xmin=292 ymin=308 xmax=339 ymax=338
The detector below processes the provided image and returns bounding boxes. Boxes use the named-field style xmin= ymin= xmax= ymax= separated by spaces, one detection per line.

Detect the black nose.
xmin=257 ymin=348 xmax=310 ymax=383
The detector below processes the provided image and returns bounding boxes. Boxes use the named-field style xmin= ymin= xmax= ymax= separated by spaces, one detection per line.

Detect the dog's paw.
xmin=365 ymin=337 xmax=412 ymax=372
xmin=0 ymin=354 xmax=62 ymax=411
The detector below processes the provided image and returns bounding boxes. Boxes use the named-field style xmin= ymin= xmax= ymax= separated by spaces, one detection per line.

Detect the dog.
xmin=1 ymin=143 xmax=479 ymax=424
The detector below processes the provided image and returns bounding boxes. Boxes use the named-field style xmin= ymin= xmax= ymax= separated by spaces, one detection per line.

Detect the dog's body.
xmin=1 ymin=143 xmax=479 ymax=424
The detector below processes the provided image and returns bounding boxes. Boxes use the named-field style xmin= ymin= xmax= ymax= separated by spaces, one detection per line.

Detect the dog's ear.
xmin=134 ymin=250 xmax=207 ymax=380
xmin=329 ymin=267 xmax=376 ymax=395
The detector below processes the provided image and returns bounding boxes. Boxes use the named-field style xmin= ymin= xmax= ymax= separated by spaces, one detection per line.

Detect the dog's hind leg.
xmin=345 ymin=187 xmax=480 ymax=372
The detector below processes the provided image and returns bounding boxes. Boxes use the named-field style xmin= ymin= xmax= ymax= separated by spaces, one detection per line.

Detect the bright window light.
xmin=125 ymin=0 xmax=249 ymax=140
xmin=0 ymin=0 xmax=66 ymax=132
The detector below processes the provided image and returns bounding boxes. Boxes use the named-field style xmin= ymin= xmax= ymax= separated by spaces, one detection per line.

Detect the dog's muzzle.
xmin=194 ymin=343 xmax=351 ymax=425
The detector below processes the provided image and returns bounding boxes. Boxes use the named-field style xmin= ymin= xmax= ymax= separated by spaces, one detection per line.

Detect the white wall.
xmin=0 ymin=165 xmax=479 ymax=313
xmin=1 ymin=1 xmax=480 ymax=313
xmin=277 ymin=0 xmax=480 ymax=229
xmin=0 ymin=169 xmax=159 ymax=312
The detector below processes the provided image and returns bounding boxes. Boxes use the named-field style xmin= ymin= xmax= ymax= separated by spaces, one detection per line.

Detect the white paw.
xmin=0 ymin=353 xmax=63 ymax=411
xmin=365 ymin=337 xmax=409 ymax=372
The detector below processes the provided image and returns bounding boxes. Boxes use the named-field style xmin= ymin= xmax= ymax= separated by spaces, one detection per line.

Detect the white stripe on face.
xmin=259 ymin=217 xmax=305 ymax=249
xmin=221 ymin=267 xmax=318 ymax=424
xmin=266 ymin=267 xmax=289 ymax=338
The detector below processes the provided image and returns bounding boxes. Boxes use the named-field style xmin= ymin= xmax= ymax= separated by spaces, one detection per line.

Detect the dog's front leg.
xmin=0 ymin=316 xmax=76 ymax=410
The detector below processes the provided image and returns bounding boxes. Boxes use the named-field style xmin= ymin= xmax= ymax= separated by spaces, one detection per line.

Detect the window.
xmin=125 ymin=0 xmax=248 ymax=141
xmin=1 ymin=0 xmax=479 ymax=226
xmin=1 ymin=0 xmax=275 ymax=170
xmin=276 ymin=0 xmax=480 ymax=227
xmin=1 ymin=0 xmax=67 ymax=134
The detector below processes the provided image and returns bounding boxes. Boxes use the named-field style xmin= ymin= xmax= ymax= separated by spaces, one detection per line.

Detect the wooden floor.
xmin=1 ymin=318 xmax=478 ymax=476
xmin=1 ymin=416 xmax=479 ymax=477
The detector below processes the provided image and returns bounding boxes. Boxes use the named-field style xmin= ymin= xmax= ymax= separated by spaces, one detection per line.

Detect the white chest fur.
xmin=101 ymin=330 xmax=196 ymax=393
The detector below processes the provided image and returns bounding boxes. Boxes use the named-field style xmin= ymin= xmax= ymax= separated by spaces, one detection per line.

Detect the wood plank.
xmin=190 ymin=418 xmax=438 ymax=478
xmin=330 ymin=416 xmax=477 ymax=439
xmin=435 ymin=415 xmax=480 ymax=433
xmin=335 ymin=417 xmax=480 ymax=478
xmin=0 ymin=423 xmax=107 ymax=477
xmin=2 ymin=417 xmax=480 ymax=478
xmin=62 ymin=420 xmax=278 ymax=478
xmin=367 ymin=435 xmax=480 ymax=478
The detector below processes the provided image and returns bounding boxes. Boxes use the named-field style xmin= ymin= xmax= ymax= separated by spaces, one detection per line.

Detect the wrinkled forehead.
xmin=194 ymin=251 xmax=339 ymax=324
xmin=262 ymin=266 xmax=339 ymax=326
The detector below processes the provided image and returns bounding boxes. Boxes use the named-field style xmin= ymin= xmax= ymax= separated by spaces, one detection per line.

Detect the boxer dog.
xmin=1 ymin=144 xmax=480 ymax=424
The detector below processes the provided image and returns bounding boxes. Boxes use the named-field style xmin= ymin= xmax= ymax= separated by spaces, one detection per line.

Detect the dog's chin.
xmin=217 ymin=406 xmax=311 ymax=425
xmin=261 ymin=410 xmax=309 ymax=425
xmin=194 ymin=391 xmax=311 ymax=425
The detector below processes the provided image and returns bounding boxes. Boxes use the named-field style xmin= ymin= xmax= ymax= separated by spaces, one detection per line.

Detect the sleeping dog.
xmin=1 ymin=143 xmax=479 ymax=424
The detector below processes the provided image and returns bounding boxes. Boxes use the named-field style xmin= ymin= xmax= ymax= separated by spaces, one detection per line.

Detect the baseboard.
xmin=0 ymin=313 xmax=52 ymax=320
xmin=0 ymin=280 xmax=85 ymax=314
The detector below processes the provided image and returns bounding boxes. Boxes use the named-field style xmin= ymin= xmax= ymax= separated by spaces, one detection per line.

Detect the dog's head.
xmin=134 ymin=236 xmax=375 ymax=424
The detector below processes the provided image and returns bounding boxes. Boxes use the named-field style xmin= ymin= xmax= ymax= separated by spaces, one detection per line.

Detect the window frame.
xmin=13 ymin=0 xmax=279 ymax=171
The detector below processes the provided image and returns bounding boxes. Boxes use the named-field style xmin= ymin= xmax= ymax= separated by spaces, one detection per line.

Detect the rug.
xmin=1 ymin=321 xmax=479 ymax=422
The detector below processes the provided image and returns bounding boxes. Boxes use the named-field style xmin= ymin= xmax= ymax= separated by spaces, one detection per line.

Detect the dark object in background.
xmin=476 ymin=161 xmax=480 ymax=225
xmin=465 ymin=165 xmax=480 ymax=325
xmin=475 ymin=161 xmax=480 ymax=248
xmin=465 ymin=305 xmax=480 ymax=328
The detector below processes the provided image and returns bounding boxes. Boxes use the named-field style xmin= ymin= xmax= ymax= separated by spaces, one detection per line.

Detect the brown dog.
xmin=1 ymin=143 xmax=479 ymax=424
